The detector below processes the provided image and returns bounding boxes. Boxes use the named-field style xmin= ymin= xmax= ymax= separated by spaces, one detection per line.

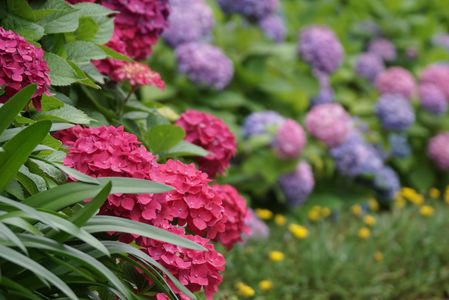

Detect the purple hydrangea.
xmin=376 ymin=94 xmax=415 ymax=131
xmin=420 ymin=64 xmax=449 ymax=100
xmin=176 ymin=42 xmax=234 ymax=89
xmin=278 ymin=161 xmax=315 ymax=206
xmin=389 ymin=133 xmax=411 ymax=158
xmin=242 ymin=111 xmax=285 ymax=138
xmin=355 ymin=53 xmax=384 ymax=82
xmin=367 ymin=38 xmax=396 ymax=62
xmin=217 ymin=0 xmax=278 ymax=21
xmin=298 ymin=26 xmax=344 ymax=74
xmin=310 ymin=71 xmax=334 ymax=106
xmin=418 ymin=84 xmax=448 ymax=115
xmin=432 ymin=34 xmax=449 ymax=50
xmin=258 ymin=14 xmax=286 ymax=43
xmin=372 ymin=166 xmax=400 ymax=200
xmin=428 ymin=132 xmax=449 ymax=170
xmin=163 ymin=0 xmax=215 ymax=48
xmin=242 ymin=209 xmax=269 ymax=241
xmin=273 ymin=119 xmax=306 ymax=159
xmin=376 ymin=67 xmax=416 ymax=99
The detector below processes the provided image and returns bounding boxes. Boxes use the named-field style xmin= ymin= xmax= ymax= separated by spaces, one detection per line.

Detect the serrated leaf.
xmin=72 ymin=2 xmax=115 ymax=17
xmin=161 ymin=140 xmax=208 ymax=158
xmin=34 ymin=104 xmax=92 ymax=124
xmin=71 ymin=17 xmax=99 ymax=41
xmin=99 ymin=45 xmax=133 ymax=62
xmin=65 ymin=41 xmax=106 ymax=64
xmin=1 ymin=14 xmax=45 ymax=41
xmin=44 ymin=53 xmax=79 ymax=86
xmin=146 ymin=124 xmax=185 ymax=154
xmin=39 ymin=9 xmax=80 ymax=34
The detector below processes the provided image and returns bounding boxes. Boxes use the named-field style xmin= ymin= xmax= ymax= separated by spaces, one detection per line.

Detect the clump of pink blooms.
xmin=176 ymin=110 xmax=237 ymax=178
xmin=0 ymin=26 xmax=51 ymax=110
xmin=273 ymin=119 xmax=306 ymax=159
xmin=376 ymin=67 xmax=416 ymax=99
xmin=427 ymin=132 xmax=449 ymax=170
xmin=305 ymin=103 xmax=351 ymax=147
xmin=113 ymin=62 xmax=165 ymax=89
xmin=419 ymin=64 xmax=449 ymax=100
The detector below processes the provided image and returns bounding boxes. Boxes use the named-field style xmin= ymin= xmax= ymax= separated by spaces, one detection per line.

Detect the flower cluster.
xmin=298 ymin=26 xmax=344 ymax=74
xmin=0 ymin=27 xmax=50 ymax=110
xmin=258 ymin=14 xmax=286 ymax=43
xmin=176 ymin=110 xmax=237 ymax=177
xmin=278 ymin=161 xmax=315 ymax=206
xmin=163 ymin=0 xmax=214 ymax=48
xmin=389 ymin=133 xmax=411 ymax=158
xmin=372 ymin=166 xmax=400 ymax=200
xmin=376 ymin=67 xmax=416 ymax=99
xmin=355 ymin=53 xmax=384 ymax=82
xmin=367 ymin=38 xmax=396 ymax=62
xmin=305 ymin=103 xmax=351 ymax=147
xmin=243 ymin=209 xmax=269 ymax=241
xmin=273 ymin=119 xmax=306 ymax=159
xmin=217 ymin=0 xmax=278 ymax=21
xmin=113 ymin=62 xmax=165 ymax=88
xmin=242 ymin=111 xmax=285 ymax=138
xmin=428 ymin=132 xmax=449 ymax=170
xmin=375 ymin=94 xmax=415 ymax=131
xmin=419 ymin=64 xmax=449 ymax=100
xmin=176 ymin=42 xmax=234 ymax=90
xmin=418 ymin=83 xmax=448 ymax=115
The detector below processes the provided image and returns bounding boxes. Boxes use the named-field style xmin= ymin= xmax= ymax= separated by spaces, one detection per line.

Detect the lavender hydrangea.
xmin=242 ymin=111 xmax=285 ymax=138
xmin=376 ymin=94 xmax=415 ymax=131
xmin=242 ymin=209 xmax=269 ymax=241
xmin=372 ymin=166 xmax=400 ymax=200
xmin=217 ymin=0 xmax=278 ymax=21
xmin=418 ymin=84 xmax=448 ymax=115
xmin=389 ymin=134 xmax=411 ymax=158
xmin=376 ymin=67 xmax=416 ymax=99
xmin=355 ymin=53 xmax=384 ymax=82
xmin=298 ymin=26 xmax=344 ymax=74
xmin=278 ymin=161 xmax=315 ymax=206
xmin=273 ymin=119 xmax=306 ymax=159
xmin=176 ymin=42 xmax=234 ymax=89
xmin=258 ymin=14 xmax=286 ymax=43
xmin=163 ymin=0 xmax=215 ymax=48
xmin=367 ymin=38 xmax=396 ymax=62
xmin=428 ymin=132 xmax=449 ymax=170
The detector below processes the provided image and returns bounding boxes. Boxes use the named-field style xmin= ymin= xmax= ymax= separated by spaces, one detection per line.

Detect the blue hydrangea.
xmin=376 ymin=94 xmax=415 ymax=131
xmin=258 ymin=14 xmax=286 ymax=43
xmin=217 ymin=0 xmax=278 ymax=21
xmin=278 ymin=161 xmax=315 ymax=207
xmin=372 ymin=166 xmax=400 ymax=201
xmin=242 ymin=111 xmax=285 ymax=138
xmin=355 ymin=53 xmax=384 ymax=82
xmin=389 ymin=134 xmax=411 ymax=158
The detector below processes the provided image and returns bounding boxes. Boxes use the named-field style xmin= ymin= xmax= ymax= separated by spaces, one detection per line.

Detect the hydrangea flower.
xmin=113 ymin=62 xmax=165 ymax=88
xmin=432 ymin=34 xmax=449 ymax=50
xmin=389 ymin=133 xmax=411 ymax=158
xmin=258 ymin=14 xmax=286 ymax=43
xmin=420 ymin=64 xmax=449 ymax=100
xmin=376 ymin=94 xmax=415 ymax=131
xmin=376 ymin=67 xmax=416 ymax=99
xmin=242 ymin=111 xmax=285 ymax=138
xmin=298 ymin=26 xmax=344 ymax=74
xmin=176 ymin=110 xmax=237 ymax=177
xmin=217 ymin=0 xmax=278 ymax=21
xmin=210 ymin=184 xmax=250 ymax=250
xmin=273 ymin=119 xmax=306 ymax=159
xmin=163 ymin=0 xmax=214 ymax=48
xmin=418 ymin=83 xmax=448 ymax=115
xmin=305 ymin=103 xmax=351 ymax=147
xmin=372 ymin=166 xmax=400 ymax=200
xmin=428 ymin=132 xmax=449 ymax=170
xmin=176 ymin=43 xmax=234 ymax=90
xmin=0 ymin=27 xmax=51 ymax=110
xmin=278 ymin=161 xmax=315 ymax=206
xmin=367 ymin=38 xmax=396 ymax=62
xmin=137 ymin=225 xmax=225 ymax=300
xmin=355 ymin=53 xmax=384 ymax=82
xmin=242 ymin=209 xmax=269 ymax=241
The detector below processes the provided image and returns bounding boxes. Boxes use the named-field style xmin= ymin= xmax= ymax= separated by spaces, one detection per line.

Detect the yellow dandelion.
xmin=308 ymin=207 xmax=321 ymax=221
xmin=320 ymin=206 xmax=331 ymax=218
xmin=419 ymin=205 xmax=434 ymax=217
xmin=236 ymin=282 xmax=255 ymax=298
xmin=288 ymin=223 xmax=309 ymax=239
xmin=255 ymin=208 xmax=273 ymax=220
xmin=358 ymin=227 xmax=370 ymax=240
xmin=274 ymin=214 xmax=286 ymax=226
xmin=373 ymin=251 xmax=384 ymax=263
xmin=363 ymin=215 xmax=376 ymax=227
xmin=351 ymin=204 xmax=362 ymax=217
xmin=258 ymin=280 xmax=273 ymax=292
xmin=429 ymin=188 xmax=440 ymax=199
xmin=268 ymin=251 xmax=285 ymax=262
xmin=368 ymin=198 xmax=379 ymax=212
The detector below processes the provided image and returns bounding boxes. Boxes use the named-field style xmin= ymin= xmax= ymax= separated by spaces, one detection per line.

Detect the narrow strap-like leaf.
xmin=0 ymin=84 xmax=36 ymax=135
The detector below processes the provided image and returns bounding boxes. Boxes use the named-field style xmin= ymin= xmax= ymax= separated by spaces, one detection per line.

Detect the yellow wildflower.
xmin=419 ymin=205 xmax=434 ymax=217
xmin=358 ymin=227 xmax=370 ymax=240
xmin=274 ymin=214 xmax=286 ymax=226
xmin=320 ymin=207 xmax=331 ymax=218
xmin=258 ymin=280 xmax=273 ymax=291
xmin=401 ymin=187 xmax=424 ymax=205
xmin=236 ymin=282 xmax=255 ymax=298
xmin=368 ymin=198 xmax=379 ymax=211
xmin=308 ymin=207 xmax=321 ymax=221
xmin=373 ymin=251 xmax=384 ymax=263
xmin=255 ymin=208 xmax=273 ymax=220
xmin=395 ymin=195 xmax=406 ymax=209
xmin=429 ymin=188 xmax=440 ymax=199
xmin=288 ymin=223 xmax=309 ymax=239
xmin=351 ymin=204 xmax=362 ymax=216
xmin=444 ymin=186 xmax=449 ymax=204
xmin=268 ymin=251 xmax=284 ymax=262
xmin=363 ymin=215 xmax=376 ymax=227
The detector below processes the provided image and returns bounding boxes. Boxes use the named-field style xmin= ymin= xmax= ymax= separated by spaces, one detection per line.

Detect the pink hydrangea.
xmin=0 ymin=27 xmax=51 ymax=110
xmin=376 ymin=67 xmax=416 ymax=99
xmin=150 ymin=159 xmax=225 ymax=237
xmin=428 ymin=132 xmax=449 ymax=170
xmin=176 ymin=110 xmax=237 ymax=178
xmin=210 ymin=184 xmax=250 ymax=250
xmin=420 ymin=64 xmax=449 ymax=100
xmin=305 ymin=103 xmax=351 ymax=147
xmin=273 ymin=119 xmax=306 ymax=159
xmin=113 ymin=62 xmax=165 ymax=88
xmin=67 ymin=0 xmax=96 ymax=3
xmin=137 ymin=225 xmax=225 ymax=300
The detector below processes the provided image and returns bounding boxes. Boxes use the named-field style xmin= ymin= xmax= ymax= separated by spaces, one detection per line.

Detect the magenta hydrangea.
xmin=305 ymin=103 xmax=351 ymax=147
xmin=0 ymin=26 xmax=51 ymax=110
xmin=273 ymin=119 xmax=306 ymax=159
xmin=428 ymin=132 xmax=449 ymax=170
xmin=175 ymin=42 xmax=234 ymax=90
xmin=367 ymin=38 xmax=396 ymax=62
xmin=163 ymin=0 xmax=214 ymax=48
xmin=355 ymin=52 xmax=384 ymax=82
xmin=217 ymin=0 xmax=278 ymax=21
xmin=176 ymin=110 xmax=237 ymax=178
xmin=258 ymin=14 xmax=286 ymax=43
xmin=298 ymin=25 xmax=344 ymax=74
xmin=418 ymin=83 xmax=448 ymax=115
xmin=420 ymin=64 xmax=449 ymax=100
xmin=278 ymin=161 xmax=315 ymax=206
xmin=376 ymin=67 xmax=416 ymax=99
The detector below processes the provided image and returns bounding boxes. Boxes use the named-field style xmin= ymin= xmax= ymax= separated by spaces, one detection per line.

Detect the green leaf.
xmin=70 ymin=17 xmax=99 ymax=41
xmin=65 ymin=41 xmax=106 ymax=64
xmin=0 ymin=277 xmax=43 ymax=300
xmin=161 ymin=140 xmax=208 ymax=158
xmin=34 ymin=103 xmax=92 ymax=124
xmin=39 ymin=9 xmax=80 ymax=34
xmin=0 ymin=222 xmax=27 ymax=254
xmin=0 ymin=84 xmax=36 ymax=136
xmin=40 ymin=95 xmax=65 ymax=111
xmin=54 ymin=164 xmax=99 ymax=184
xmin=96 ymin=177 xmax=173 ymax=194
xmin=6 ymin=0 xmax=34 ymax=21
xmin=0 ymin=121 xmax=51 ymax=192
xmin=1 ymin=14 xmax=45 ymax=41
xmin=72 ymin=2 xmax=114 ymax=17
xmin=99 ymin=45 xmax=133 ymax=62
xmin=44 ymin=53 xmax=79 ymax=86
xmin=17 ymin=165 xmax=47 ymax=194
xmin=146 ymin=125 xmax=185 ymax=154
xmin=0 ymin=245 xmax=78 ymax=300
